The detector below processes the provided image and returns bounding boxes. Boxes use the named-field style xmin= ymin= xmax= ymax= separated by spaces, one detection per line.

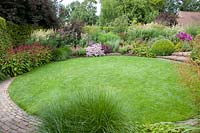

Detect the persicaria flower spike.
xmin=176 ymin=32 xmax=192 ymax=41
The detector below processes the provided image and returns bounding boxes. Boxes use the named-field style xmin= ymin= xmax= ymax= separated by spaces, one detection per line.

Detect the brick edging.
xmin=0 ymin=79 xmax=41 ymax=133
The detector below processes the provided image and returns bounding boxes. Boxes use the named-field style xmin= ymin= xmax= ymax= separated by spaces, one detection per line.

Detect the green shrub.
xmin=0 ymin=70 xmax=9 ymax=82
xmin=85 ymin=27 xmax=120 ymax=45
xmin=175 ymin=41 xmax=193 ymax=52
xmin=100 ymin=26 xmax=114 ymax=33
xmin=191 ymin=47 xmax=200 ymax=66
xmin=7 ymin=22 xmax=33 ymax=46
xmin=0 ymin=17 xmax=11 ymax=52
xmin=40 ymin=33 xmax=66 ymax=48
xmin=127 ymin=24 xmax=179 ymax=43
xmin=74 ymin=47 xmax=86 ymax=56
xmin=0 ymin=17 xmax=7 ymax=30
xmin=87 ymin=31 xmax=120 ymax=52
xmin=78 ymin=38 xmax=87 ymax=48
xmin=118 ymin=45 xmax=132 ymax=55
xmin=72 ymin=47 xmax=86 ymax=56
xmin=151 ymin=39 xmax=175 ymax=56
xmin=52 ymin=46 xmax=72 ymax=61
xmin=111 ymin=15 xmax=129 ymax=33
xmin=39 ymin=89 xmax=137 ymax=133
xmin=98 ymin=32 xmax=120 ymax=44
xmin=185 ymin=25 xmax=200 ymax=37
xmin=0 ymin=43 xmax=52 ymax=77
xmin=133 ymin=46 xmax=155 ymax=58
xmin=194 ymin=34 xmax=200 ymax=45
xmin=105 ymin=39 xmax=120 ymax=52
xmin=83 ymin=26 xmax=101 ymax=34
xmin=27 ymin=29 xmax=65 ymax=48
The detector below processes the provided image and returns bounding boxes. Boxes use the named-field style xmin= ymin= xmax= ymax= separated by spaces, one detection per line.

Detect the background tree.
xmin=65 ymin=1 xmax=81 ymax=22
xmin=64 ymin=0 xmax=97 ymax=25
xmin=99 ymin=0 xmax=120 ymax=25
xmin=149 ymin=0 xmax=166 ymax=11
xmin=164 ymin=0 xmax=183 ymax=14
xmin=100 ymin=0 xmax=161 ymax=25
xmin=155 ymin=0 xmax=182 ymax=26
xmin=180 ymin=0 xmax=200 ymax=11
xmin=119 ymin=0 xmax=159 ymax=24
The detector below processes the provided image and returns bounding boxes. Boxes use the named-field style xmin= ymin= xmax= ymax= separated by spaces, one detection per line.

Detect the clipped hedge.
xmin=151 ymin=39 xmax=175 ymax=56
xmin=0 ymin=17 xmax=11 ymax=52
xmin=7 ymin=22 xmax=33 ymax=46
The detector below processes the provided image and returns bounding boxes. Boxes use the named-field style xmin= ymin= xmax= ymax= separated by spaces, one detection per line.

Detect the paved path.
xmin=0 ymin=79 xmax=40 ymax=133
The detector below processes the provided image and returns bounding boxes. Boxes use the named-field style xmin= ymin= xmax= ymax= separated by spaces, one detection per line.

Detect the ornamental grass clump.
xmin=39 ymin=89 xmax=137 ymax=133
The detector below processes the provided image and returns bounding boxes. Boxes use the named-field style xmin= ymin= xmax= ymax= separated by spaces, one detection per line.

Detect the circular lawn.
xmin=9 ymin=56 xmax=197 ymax=123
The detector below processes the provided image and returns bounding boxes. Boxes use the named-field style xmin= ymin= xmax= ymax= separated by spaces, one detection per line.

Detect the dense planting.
xmin=0 ymin=43 xmax=52 ymax=77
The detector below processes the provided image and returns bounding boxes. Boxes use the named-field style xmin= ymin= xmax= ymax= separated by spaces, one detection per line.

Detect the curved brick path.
xmin=0 ymin=79 xmax=41 ymax=133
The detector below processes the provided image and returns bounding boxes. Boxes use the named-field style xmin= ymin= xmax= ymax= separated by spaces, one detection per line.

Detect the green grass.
xmin=39 ymin=89 xmax=138 ymax=133
xmin=9 ymin=56 xmax=198 ymax=123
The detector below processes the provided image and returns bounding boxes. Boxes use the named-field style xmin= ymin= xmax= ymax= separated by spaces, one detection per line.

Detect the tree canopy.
xmin=99 ymin=0 xmax=165 ymax=25
xmin=0 ymin=0 xmax=59 ymax=28
xmin=61 ymin=0 xmax=97 ymax=25
xmin=180 ymin=0 xmax=200 ymax=11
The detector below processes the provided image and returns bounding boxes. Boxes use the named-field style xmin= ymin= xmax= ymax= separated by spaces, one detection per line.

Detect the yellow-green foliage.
xmin=83 ymin=26 xmax=101 ymax=34
xmin=0 ymin=17 xmax=11 ymax=51
xmin=0 ymin=17 xmax=6 ymax=30
xmin=84 ymin=26 xmax=114 ymax=33
xmin=190 ymin=34 xmax=200 ymax=65
xmin=194 ymin=34 xmax=200 ymax=45
xmin=151 ymin=39 xmax=175 ymax=56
